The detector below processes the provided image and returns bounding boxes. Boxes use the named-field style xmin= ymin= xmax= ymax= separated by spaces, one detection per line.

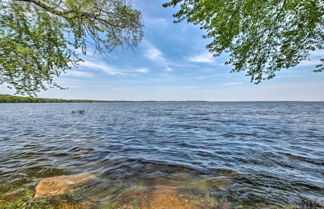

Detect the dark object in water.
xmin=72 ymin=110 xmax=85 ymax=114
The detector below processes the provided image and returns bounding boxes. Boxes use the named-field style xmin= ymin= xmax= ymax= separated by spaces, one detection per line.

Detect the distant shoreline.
xmin=1 ymin=94 xmax=323 ymax=103
xmin=0 ymin=94 xmax=110 ymax=103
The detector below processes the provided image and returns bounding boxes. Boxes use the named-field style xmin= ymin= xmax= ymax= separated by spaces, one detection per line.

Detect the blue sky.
xmin=1 ymin=0 xmax=323 ymax=101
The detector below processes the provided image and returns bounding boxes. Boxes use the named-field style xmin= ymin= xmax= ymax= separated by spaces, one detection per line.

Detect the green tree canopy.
xmin=0 ymin=0 xmax=143 ymax=95
xmin=164 ymin=0 xmax=323 ymax=83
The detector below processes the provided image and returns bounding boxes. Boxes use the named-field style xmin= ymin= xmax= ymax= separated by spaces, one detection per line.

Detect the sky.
xmin=1 ymin=0 xmax=324 ymax=101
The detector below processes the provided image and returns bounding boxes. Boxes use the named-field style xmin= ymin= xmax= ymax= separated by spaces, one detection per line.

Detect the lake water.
xmin=0 ymin=102 xmax=323 ymax=208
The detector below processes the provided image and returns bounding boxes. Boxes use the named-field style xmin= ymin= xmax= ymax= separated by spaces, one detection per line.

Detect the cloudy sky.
xmin=1 ymin=0 xmax=323 ymax=101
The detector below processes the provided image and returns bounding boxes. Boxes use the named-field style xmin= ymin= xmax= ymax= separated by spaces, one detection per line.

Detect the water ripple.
xmin=0 ymin=102 xmax=323 ymax=206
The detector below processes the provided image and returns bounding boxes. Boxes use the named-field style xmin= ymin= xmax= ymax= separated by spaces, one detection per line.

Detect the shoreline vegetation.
xmin=0 ymin=94 xmax=112 ymax=103
xmin=1 ymin=95 xmax=323 ymax=103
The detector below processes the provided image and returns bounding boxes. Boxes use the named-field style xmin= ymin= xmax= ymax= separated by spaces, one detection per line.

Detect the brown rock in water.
xmin=215 ymin=202 xmax=232 ymax=209
xmin=34 ymin=174 xmax=98 ymax=198
xmin=142 ymin=186 xmax=199 ymax=209
xmin=118 ymin=205 xmax=135 ymax=209
xmin=80 ymin=200 xmax=98 ymax=209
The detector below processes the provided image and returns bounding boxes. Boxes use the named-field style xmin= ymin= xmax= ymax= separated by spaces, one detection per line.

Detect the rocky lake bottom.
xmin=0 ymin=102 xmax=323 ymax=208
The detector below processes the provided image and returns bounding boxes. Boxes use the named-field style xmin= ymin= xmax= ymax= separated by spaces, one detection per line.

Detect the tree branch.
xmin=14 ymin=0 xmax=124 ymax=29
xmin=14 ymin=0 xmax=73 ymax=17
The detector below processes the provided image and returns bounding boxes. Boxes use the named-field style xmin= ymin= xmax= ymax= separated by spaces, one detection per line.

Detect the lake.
xmin=0 ymin=102 xmax=323 ymax=208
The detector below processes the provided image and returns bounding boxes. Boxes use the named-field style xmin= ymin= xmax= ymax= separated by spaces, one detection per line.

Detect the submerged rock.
xmin=215 ymin=202 xmax=232 ymax=209
xmin=142 ymin=186 xmax=198 ymax=209
xmin=118 ymin=205 xmax=135 ymax=209
xmin=80 ymin=200 xmax=98 ymax=209
xmin=34 ymin=174 xmax=98 ymax=198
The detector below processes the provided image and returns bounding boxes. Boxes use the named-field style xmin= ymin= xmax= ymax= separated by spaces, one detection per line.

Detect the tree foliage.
xmin=0 ymin=0 xmax=143 ymax=95
xmin=164 ymin=0 xmax=324 ymax=83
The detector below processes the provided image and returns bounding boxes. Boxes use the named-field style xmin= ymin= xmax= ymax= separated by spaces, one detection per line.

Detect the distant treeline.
xmin=0 ymin=94 xmax=109 ymax=103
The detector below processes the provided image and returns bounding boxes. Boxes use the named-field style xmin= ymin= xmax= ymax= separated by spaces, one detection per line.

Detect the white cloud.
xmin=222 ymin=82 xmax=244 ymax=86
xmin=145 ymin=17 xmax=168 ymax=29
xmin=80 ymin=60 xmax=123 ymax=75
xmin=298 ymin=59 xmax=321 ymax=67
xmin=188 ymin=52 xmax=215 ymax=63
xmin=143 ymin=41 xmax=173 ymax=72
xmin=134 ymin=68 xmax=150 ymax=73
xmin=165 ymin=67 xmax=173 ymax=72
xmin=310 ymin=50 xmax=324 ymax=58
xmin=65 ymin=70 xmax=94 ymax=78
xmin=144 ymin=44 xmax=166 ymax=64
xmin=296 ymin=50 xmax=323 ymax=67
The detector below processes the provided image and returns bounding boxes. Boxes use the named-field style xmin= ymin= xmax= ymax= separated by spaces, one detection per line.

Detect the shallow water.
xmin=0 ymin=102 xmax=323 ymax=208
